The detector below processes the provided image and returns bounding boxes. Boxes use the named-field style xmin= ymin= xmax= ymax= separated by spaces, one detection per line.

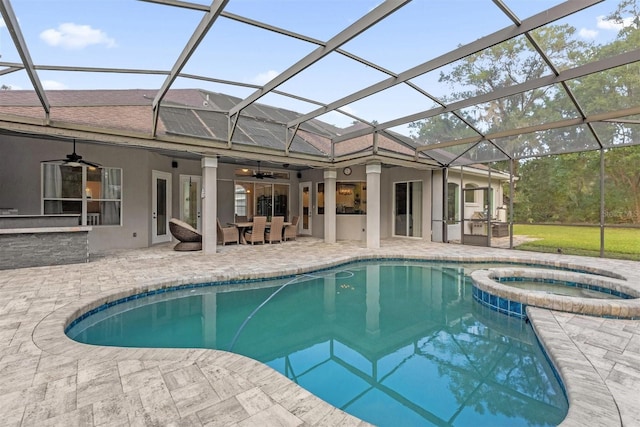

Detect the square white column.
xmin=323 ymin=169 xmax=337 ymax=243
xmin=201 ymin=157 xmax=218 ymax=254
xmin=366 ymin=163 xmax=381 ymax=248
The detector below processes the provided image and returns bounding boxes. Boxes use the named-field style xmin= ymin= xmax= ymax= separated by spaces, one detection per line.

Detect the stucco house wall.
xmin=2 ymin=133 xmax=503 ymax=252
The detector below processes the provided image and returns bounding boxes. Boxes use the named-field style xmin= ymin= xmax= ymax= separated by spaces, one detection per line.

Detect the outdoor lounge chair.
xmin=217 ymin=218 xmax=239 ymax=245
xmin=283 ymin=215 xmax=299 ymax=241
xmin=265 ymin=216 xmax=284 ymax=244
xmin=169 ymin=218 xmax=202 ymax=251
xmin=244 ymin=216 xmax=266 ymax=244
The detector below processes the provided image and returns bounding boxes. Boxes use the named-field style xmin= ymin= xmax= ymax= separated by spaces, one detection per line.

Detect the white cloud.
xmin=578 ymin=28 xmax=598 ymax=39
xmin=597 ymin=15 xmax=635 ymax=31
xmin=40 ymin=23 xmax=116 ymax=49
xmin=42 ymin=80 xmax=69 ymax=90
xmin=251 ymin=70 xmax=279 ymax=85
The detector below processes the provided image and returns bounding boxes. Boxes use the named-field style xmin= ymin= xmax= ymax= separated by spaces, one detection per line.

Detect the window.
xmin=235 ymin=184 xmax=247 ymax=216
xmin=317 ymin=183 xmax=325 ymax=215
xmin=234 ymin=181 xmax=289 ymax=220
xmin=464 ymin=183 xmax=478 ymax=204
xmin=317 ymin=181 xmax=367 ymax=215
xmin=42 ymin=163 xmax=122 ymax=226
xmin=447 ymin=182 xmax=459 ymax=223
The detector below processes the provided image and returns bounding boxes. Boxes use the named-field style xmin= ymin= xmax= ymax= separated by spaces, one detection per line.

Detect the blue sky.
xmin=0 ymin=0 xmax=630 ymax=129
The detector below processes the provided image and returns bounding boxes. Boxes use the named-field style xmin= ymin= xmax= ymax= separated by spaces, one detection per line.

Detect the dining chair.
xmin=217 ymin=218 xmax=239 ymax=245
xmin=244 ymin=216 xmax=266 ymax=244
xmin=283 ymin=215 xmax=299 ymax=241
xmin=265 ymin=216 xmax=284 ymax=244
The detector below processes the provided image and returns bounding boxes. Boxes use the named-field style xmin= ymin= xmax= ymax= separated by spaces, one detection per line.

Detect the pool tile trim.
xmin=471 ymin=268 xmax=640 ymax=320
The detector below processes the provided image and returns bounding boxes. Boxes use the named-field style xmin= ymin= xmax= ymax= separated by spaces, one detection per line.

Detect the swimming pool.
xmin=67 ymin=260 xmax=568 ymax=426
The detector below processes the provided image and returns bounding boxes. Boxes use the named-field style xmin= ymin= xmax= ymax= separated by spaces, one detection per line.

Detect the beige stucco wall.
xmin=4 ymin=134 xmax=500 ymax=251
xmin=1 ymin=135 xmax=304 ymax=252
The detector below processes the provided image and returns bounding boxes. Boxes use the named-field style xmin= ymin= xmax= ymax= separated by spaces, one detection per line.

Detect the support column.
xmin=366 ymin=163 xmax=381 ymax=249
xmin=324 ymin=169 xmax=337 ymax=243
xmin=600 ymin=148 xmax=605 ymax=258
xmin=201 ymin=157 xmax=218 ymax=254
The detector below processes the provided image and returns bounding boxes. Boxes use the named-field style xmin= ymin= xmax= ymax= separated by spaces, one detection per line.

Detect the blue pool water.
xmin=67 ymin=260 xmax=568 ymax=426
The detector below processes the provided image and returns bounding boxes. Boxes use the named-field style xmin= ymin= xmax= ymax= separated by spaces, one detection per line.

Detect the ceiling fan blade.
xmin=80 ymin=159 xmax=102 ymax=168
xmin=40 ymin=139 xmax=101 ymax=167
xmin=41 ymin=158 xmax=68 ymax=163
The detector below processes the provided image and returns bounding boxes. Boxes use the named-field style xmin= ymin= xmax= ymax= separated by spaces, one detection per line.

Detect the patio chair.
xmin=283 ymin=215 xmax=299 ymax=241
xmin=217 ymin=218 xmax=239 ymax=245
xmin=265 ymin=216 xmax=284 ymax=244
xmin=244 ymin=216 xmax=266 ymax=244
xmin=169 ymin=218 xmax=202 ymax=251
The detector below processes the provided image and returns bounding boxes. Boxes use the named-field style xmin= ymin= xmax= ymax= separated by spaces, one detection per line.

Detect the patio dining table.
xmin=232 ymin=220 xmax=291 ymax=244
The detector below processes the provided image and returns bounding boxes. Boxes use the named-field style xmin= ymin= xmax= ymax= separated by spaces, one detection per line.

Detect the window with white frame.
xmin=464 ymin=183 xmax=478 ymax=204
xmin=317 ymin=181 xmax=367 ymax=215
xmin=234 ymin=184 xmax=247 ymax=217
xmin=234 ymin=181 xmax=289 ymax=220
xmin=42 ymin=163 xmax=122 ymax=226
xmin=447 ymin=182 xmax=459 ymax=223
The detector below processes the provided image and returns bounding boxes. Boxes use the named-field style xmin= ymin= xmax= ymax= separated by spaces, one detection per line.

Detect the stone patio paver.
xmin=0 ymin=237 xmax=639 ymax=426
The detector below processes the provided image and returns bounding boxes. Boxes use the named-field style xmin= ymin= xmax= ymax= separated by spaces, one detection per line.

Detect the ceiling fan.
xmin=252 ymin=161 xmax=275 ymax=179
xmin=42 ymin=139 xmax=101 ymax=168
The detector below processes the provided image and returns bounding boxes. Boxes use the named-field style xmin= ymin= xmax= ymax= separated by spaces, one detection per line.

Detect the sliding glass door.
xmin=235 ymin=181 xmax=289 ymax=220
xmin=394 ymin=181 xmax=422 ymax=237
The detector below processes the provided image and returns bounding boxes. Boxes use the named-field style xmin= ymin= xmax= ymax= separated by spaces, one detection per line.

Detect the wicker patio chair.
xmin=234 ymin=214 xmax=248 ymax=223
xmin=265 ymin=216 xmax=284 ymax=244
xmin=244 ymin=216 xmax=266 ymax=244
xmin=283 ymin=215 xmax=299 ymax=241
xmin=217 ymin=218 xmax=239 ymax=245
xmin=169 ymin=218 xmax=202 ymax=251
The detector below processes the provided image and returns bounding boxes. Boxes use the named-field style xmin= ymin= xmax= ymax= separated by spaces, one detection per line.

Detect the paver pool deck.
xmin=1 ymin=237 xmax=639 ymax=426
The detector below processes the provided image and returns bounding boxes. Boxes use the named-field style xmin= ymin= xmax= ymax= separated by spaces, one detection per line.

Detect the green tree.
xmin=605 ymin=146 xmax=640 ymax=223
xmin=410 ymin=25 xmax=591 ymax=163
xmin=410 ymin=0 xmax=639 ymax=225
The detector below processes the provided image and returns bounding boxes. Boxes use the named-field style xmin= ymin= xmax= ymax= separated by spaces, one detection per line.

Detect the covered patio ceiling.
xmin=0 ymin=0 xmax=638 ymax=169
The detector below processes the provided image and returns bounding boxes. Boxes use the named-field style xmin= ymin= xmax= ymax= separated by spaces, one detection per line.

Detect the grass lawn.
xmin=513 ymin=224 xmax=640 ymax=261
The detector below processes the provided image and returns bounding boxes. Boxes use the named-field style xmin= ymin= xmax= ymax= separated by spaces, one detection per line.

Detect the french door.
xmin=152 ymin=170 xmax=172 ymax=244
xmin=179 ymin=175 xmax=201 ymax=231
xmin=299 ymin=181 xmax=312 ymax=235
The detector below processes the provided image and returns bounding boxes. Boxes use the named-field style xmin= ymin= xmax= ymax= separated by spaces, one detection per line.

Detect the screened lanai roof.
xmin=0 ymin=0 xmax=638 ymax=168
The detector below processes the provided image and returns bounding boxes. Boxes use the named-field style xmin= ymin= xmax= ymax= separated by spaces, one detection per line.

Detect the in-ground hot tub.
xmin=471 ymin=268 xmax=640 ymax=319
